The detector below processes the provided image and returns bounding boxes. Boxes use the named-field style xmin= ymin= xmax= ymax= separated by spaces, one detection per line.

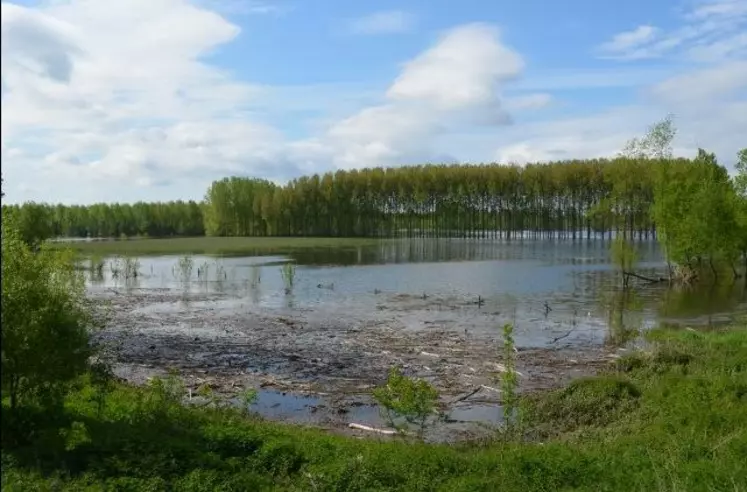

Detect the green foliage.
xmin=619 ymin=114 xmax=676 ymax=159
xmin=498 ymin=323 xmax=520 ymax=433
xmin=610 ymin=236 xmax=638 ymax=272
xmin=3 ymin=326 xmax=747 ymax=490
xmin=203 ymin=177 xmax=278 ymax=236
xmin=1 ymin=215 xmax=95 ymax=411
xmin=0 ymin=156 xmax=700 ymax=241
xmin=2 ymin=200 xmax=205 ymax=239
xmin=372 ymin=367 xmax=440 ymax=438
xmin=652 ymin=149 xmax=742 ymax=278
xmin=1 ymin=202 xmax=54 ymax=247
xmin=526 ymin=376 xmax=642 ymax=438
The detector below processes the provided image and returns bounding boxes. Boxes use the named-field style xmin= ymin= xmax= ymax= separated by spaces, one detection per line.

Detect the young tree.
xmin=1 ymin=214 xmax=96 ymax=411
xmin=619 ymin=114 xmax=677 ymax=159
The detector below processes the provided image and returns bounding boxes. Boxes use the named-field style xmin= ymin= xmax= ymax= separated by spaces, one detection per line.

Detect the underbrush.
xmin=2 ymin=326 xmax=746 ymax=491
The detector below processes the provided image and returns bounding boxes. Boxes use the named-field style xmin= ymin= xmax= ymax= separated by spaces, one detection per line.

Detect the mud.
xmin=93 ymin=287 xmax=626 ymax=442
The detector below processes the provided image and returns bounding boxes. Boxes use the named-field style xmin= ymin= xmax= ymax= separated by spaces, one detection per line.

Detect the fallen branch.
xmin=348 ymin=423 xmax=397 ymax=435
xmin=420 ymin=351 xmax=440 ymax=358
xmin=451 ymin=386 xmax=482 ymax=404
xmin=623 ymin=271 xmax=668 ymax=283
xmin=552 ymin=327 xmax=576 ymax=344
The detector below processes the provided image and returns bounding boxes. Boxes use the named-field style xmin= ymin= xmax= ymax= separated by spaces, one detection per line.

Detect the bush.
xmin=1 ymin=215 xmax=95 ymax=412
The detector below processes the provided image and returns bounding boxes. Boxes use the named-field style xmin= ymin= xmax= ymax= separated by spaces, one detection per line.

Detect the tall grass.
xmin=281 ymin=262 xmax=296 ymax=295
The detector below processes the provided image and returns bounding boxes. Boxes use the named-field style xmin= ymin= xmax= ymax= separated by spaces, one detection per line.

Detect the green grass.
xmin=50 ymin=236 xmax=392 ymax=256
xmin=3 ymin=326 xmax=747 ymax=491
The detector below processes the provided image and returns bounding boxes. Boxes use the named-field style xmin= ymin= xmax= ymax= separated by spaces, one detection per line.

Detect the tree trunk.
xmin=709 ymin=258 xmax=718 ymax=282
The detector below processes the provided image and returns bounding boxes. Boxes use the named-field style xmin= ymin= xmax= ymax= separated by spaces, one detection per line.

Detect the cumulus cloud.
xmin=1 ymin=3 xmax=529 ymax=203
xmin=344 ymin=10 xmax=415 ymax=35
xmin=2 ymin=0 xmax=745 ymax=204
xmin=1 ymin=0 xmax=288 ymax=202
xmin=314 ymin=23 xmax=525 ymax=170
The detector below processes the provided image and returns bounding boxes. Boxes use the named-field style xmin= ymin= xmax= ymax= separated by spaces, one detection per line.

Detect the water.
xmin=90 ymin=238 xmax=746 ymax=436
xmin=86 ymin=238 xmax=746 ymax=347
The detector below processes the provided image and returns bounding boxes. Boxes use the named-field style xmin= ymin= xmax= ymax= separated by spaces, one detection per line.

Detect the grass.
xmin=3 ymin=326 xmax=747 ymax=491
xmin=49 ymin=236 xmax=391 ymax=256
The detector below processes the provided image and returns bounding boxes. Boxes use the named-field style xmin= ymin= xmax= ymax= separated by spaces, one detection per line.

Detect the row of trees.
xmin=203 ymin=158 xmax=665 ymax=240
xmin=4 ymin=159 xmax=670 ymax=241
xmin=8 ymin=154 xmax=737 ymax=245
xmin=1 ymin=200 xmax=204 ymax=242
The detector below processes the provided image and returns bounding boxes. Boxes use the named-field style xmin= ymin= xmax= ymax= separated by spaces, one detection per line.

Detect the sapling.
xmin=497 ymin=323 xmax=520 ymax=437
xmin=372 ymin=366 xmax=439 ymax=439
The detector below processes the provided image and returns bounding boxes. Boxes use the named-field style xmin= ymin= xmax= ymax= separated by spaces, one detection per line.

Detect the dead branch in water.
xmin=450 ymin=386 xmax=482 ymax=404
xmin=623 ymin=271 xmax=668 ymax=284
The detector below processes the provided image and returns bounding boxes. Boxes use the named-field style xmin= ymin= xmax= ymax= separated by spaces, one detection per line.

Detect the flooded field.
xmin=87 ymin=238 xmax=747 ymax=441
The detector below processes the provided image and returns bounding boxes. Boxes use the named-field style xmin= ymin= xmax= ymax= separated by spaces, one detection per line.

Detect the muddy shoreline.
xmin=92 ymin=287 xmax=624 ymax=441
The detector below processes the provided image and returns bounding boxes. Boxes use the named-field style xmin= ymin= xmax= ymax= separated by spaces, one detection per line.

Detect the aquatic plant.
xmin=110 ymin=255 xmax=140 ymax=281
xmin=372 ymin=366 xmax=439 ymax=439
xmin=173 ymin=255 xmax=194 ymax=282
xmin=88 ymin=255 xmax=105 ymax=281
xmin=214 ymin=262 xmax=227 ymax=281
xmin=280 ymin=262 xmax=296 ymax=295
xmin=250 ymin=265 xmax=261 ymax=288
xmin=197 ymin=261 xmax=210 ymax=282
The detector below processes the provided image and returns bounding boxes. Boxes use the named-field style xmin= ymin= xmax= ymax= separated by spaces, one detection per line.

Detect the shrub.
xmin=1 ymin=215 xmax=96 ymax=411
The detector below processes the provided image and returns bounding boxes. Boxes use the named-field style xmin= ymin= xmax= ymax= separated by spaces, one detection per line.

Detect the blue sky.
xmin=1 ymin=0 xmax=746 ymax=204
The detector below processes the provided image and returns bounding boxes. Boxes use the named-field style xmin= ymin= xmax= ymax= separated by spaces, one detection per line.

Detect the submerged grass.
xmin=50 ymin=236 xmax=390 ymax=256
xmin=3 ymin=326 xmax=747 ymax=490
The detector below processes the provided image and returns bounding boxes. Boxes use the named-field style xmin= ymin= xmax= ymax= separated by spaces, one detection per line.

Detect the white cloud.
xmin=2 ymin=0 xmax=745 ymax=204
xmin=647 ymin=60 xmax=747 ymax=105
xmin=387 ymin=24 xmax=523 ymax=110
xmin=315 ymin=23 xmax=525 ymax=170
xmin=1 ymin=0 xmax=289 ymax=202
xmin=344 ymin=10 xmax=415 ymax=35
xmin=597 ymin=25 xmax=659 ymax=58
xmin=195 ymin=0 xmax=292 ymax=16
xmin=596 ymin=0 xmax=747 ymax=61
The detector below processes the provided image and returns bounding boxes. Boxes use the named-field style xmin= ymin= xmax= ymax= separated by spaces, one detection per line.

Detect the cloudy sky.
xmin=1 ymin=0 xmax=746 ymax=204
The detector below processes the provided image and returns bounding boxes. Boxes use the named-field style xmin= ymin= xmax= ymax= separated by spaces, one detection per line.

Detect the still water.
xmin=85 ymin=238 xmax=747 ymax=348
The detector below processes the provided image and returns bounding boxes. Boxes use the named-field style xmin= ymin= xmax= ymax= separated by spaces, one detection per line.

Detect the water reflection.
xmin=602 ymin=289 xmax=643 ymax=347
xmin=85 ymin=239 xmax=747 ymax=345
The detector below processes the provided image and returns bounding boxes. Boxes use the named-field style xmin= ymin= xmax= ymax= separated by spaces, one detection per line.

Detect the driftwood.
xmin=623 ymin=271 xmax=668 ymax=283
xmin=348 ymin=423 xmax=397 ymax=435
xmin=451 ymin=386 xmax=482 ymax=404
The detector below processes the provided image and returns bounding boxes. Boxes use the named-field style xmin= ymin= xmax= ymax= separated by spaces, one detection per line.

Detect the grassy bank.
xmin=50 ymin=236 xmax=391 ymax=256
xmin=3 ymin=326 xmax=746 ymax=491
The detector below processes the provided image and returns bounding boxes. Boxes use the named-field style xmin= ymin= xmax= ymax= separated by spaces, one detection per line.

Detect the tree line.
xmin=2 ymin=155 xmax=743 ymax=244
xmin=1 ymin=200 xmax=204 ymax=244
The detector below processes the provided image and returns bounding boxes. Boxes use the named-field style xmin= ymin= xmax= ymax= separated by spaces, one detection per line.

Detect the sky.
xmin=1 ymin=0 xmax=746 ymax=205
